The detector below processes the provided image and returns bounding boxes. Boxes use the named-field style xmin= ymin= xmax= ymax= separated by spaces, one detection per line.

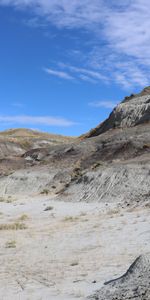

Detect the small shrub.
xmin=5 ymin=240 xmax=16 ymax=248
xmin=63 ymin=216 xmax=79 ymax=222
xmin=41 ymin=189 xmax=49 ymax=195
xmin=92 ymin=161 xmax=103 ymax=170
xmin=0 ymin=197 xmax=14 ymax=203
xmin=17 ymin=214 xmax=29 ymax=221
xmin=107 ymin=208 xmax=120 ymax=216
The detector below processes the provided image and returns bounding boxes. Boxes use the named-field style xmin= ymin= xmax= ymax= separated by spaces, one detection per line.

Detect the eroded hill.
xmin=0 ymin=87 xmax=150 ymax=299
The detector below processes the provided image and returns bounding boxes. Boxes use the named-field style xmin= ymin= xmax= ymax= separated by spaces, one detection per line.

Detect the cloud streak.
xmin=44 ymin=68 xmax=74 ymax=80
xmin=44 ymin=64 xmax=109 ymax=84
xmin=0 ymin=115 xmax=76 ymax=127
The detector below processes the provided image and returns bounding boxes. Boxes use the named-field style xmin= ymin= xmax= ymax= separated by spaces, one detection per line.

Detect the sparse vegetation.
xmin=17 ymin=214 xmax=29 ymax=221
xmin=0 ymin=222 xmax=27 ymax=230
xmin=5 ymin=240 xmax=16 ymax=248
xmin=63 ymin=216 xmax=79 ymax=222
xmin=107 ymin=208 xmax=120 ymax=216
xmin=92 ymin=161 xmax=103 ymax=170
xmin=41 ymin=189 xmax=49 ymax=195
xmin=18 ymin=139 xmax=31 ymax=150
xmin=0 ymin=196 xmax=15 ymax=203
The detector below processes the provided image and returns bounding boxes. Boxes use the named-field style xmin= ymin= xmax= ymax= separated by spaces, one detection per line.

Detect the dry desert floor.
xmin=0 ymin=195 xmax=149 ymax=300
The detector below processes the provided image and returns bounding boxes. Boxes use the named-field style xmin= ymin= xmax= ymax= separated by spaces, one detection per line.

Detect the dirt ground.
xmin=0 ymin=195 xmax=149 ymax=300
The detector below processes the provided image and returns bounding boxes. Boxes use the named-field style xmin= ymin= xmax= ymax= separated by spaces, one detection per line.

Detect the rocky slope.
xmin=1 ymin=122 xmax=149 ymax=202
xmin=88 ymin=254 xmax=150 ymax=300
xmin=0 ymin=88 xmax=150 ymax=200
xmin=82 ymin=86 xmax=150 ymax=138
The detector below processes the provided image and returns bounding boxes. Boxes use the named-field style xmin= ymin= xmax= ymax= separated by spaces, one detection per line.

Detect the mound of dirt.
xmin=88 ymin=254 xmax=150 ymax=300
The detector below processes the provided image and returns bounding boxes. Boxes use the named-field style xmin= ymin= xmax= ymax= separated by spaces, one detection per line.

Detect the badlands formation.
xmin=0 ymin=87 xmax=150 ymax=299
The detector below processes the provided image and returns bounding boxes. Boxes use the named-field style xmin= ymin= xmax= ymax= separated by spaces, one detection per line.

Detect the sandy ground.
xmin=0 ymin=195 xmax=149 ymax=300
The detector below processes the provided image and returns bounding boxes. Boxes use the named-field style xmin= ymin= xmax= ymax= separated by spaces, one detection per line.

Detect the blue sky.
xmin=0 ymin=0 xmax=149 ymax=136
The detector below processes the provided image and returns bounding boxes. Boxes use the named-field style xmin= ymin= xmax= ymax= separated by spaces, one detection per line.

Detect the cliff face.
xmin=83 ymin=86 xmax=150 ymax=138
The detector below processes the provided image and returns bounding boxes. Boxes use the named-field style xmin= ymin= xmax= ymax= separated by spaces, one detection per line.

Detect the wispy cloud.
xmin=79 ymin=74 xmax=97 ymax=84
xmin=89 ymin=100 xmax=118 ymax=109
xmin=1 ymin=0 xmax=150 ymax=88
xmin=44 ymin=68 xmax=74 ymax=80
xmin=65 ymin=65 xmax=109 ymax=82
xmin=105 ymin=0 xmax=150 ymax=63
xmin=45 ymin=63 xmax=109 ymax=84
xmin=87 ymin=48 xmax=150 ymax=89
xmin=0 ymin=0 xmax=105 ymax=28
xmin=0 ymin=115 xmax=76 ymax=127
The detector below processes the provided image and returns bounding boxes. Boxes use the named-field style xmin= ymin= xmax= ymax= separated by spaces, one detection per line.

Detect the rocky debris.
xmin=83 ymin=86 xmax=150 ymax=138
xmin=22 ymin=148 xmax=49 ymax=161
xmin=88 ymin=254 xmax=150 ymax=300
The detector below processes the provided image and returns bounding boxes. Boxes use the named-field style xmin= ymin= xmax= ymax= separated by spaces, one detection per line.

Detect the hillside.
xmin=0 ymin=128 xmax=75 ymax=175
xmin=0 ymin=87 xmax=150 ymax=299
xmin=0 ymin=128 xmax=75 ymax=152
xmin=82 ymin=86 xmax=150 ymax=138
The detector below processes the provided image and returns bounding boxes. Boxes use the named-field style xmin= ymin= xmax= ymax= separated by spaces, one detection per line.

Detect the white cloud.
xmin=89 ymin=100 xmax=118 ymax=109
xmin=44 ymin=68 xmax=74 ymax=80
xmin=87 ymin=48 xmax=150 ymax=89
xmin=1 ymin=0 xmax=150 ymax=88
xmin=0 ymin=115 xmax=76 ymax=126
xmin=105 ymin=0 xmax=150 ymax=62
xmin=0 ymin=0 xmax=105 ymax=28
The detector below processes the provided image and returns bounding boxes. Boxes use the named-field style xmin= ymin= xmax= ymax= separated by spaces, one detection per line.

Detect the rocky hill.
xmin=0 ymin=128 xmax=74 ymax=153
xmin=82 ymin=86 xmax=150 ymax=138
xmin=0 ymin=128 xmax=75 ymax=175
xmin=0 ymin=87 xmax=150 ymax=299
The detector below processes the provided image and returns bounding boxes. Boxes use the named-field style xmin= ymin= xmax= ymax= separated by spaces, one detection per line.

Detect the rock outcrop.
xmin=83 ymin=86 xmax=150 ymax=138
xmin=88 ymin=254 xmax=150 ymax=300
